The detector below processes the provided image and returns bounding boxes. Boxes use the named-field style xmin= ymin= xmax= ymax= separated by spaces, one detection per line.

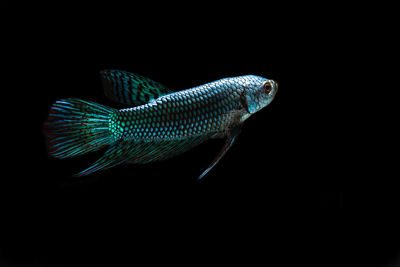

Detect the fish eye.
xmin=264 ymin=82 xmax=272 ymax=94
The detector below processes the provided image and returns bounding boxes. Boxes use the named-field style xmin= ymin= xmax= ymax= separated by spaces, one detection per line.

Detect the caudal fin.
xmin=44 ymin=98 xmax=115 ymax=159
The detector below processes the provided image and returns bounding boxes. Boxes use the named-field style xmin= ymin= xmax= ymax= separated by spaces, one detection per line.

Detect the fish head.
xmin=240 ymin=75 xmax=278 ymax=115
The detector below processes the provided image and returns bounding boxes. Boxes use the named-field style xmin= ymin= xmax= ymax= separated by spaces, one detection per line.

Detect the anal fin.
xmin=75 ymin=136 xmax=211 ymax=176
xmin=129 ymin=135 xmax=211 ymax=164
xmin=74 ymin=140 xmax=140 ymax=177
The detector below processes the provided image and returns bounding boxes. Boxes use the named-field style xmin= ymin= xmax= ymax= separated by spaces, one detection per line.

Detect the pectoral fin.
xmin=240 ymin=89 xmax=250 ymax=113
xmin=198 ymin=128 xmax=241 ymax=180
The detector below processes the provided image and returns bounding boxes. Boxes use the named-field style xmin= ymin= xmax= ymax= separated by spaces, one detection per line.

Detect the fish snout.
xmin=273 ymin=81 xmax=278 ymax=96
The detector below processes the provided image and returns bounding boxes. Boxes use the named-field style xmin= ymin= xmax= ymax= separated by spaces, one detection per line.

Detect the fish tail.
xmin=44 ymin=98 xmax=115 ymax=159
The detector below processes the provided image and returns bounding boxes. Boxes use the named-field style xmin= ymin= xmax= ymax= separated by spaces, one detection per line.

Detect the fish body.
xmin=45 ymin=70 xmax=278 ymax=178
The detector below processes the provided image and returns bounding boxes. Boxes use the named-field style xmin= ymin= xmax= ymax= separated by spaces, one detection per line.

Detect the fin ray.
xmin=44 ymin=98 xmax=115 ymax=159
xmin=74 ymin=140 xmax=139 ymax=176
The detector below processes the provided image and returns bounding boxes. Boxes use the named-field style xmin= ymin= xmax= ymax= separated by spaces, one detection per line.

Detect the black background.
xmin=2 ymin=2 xmax=398 ymax=266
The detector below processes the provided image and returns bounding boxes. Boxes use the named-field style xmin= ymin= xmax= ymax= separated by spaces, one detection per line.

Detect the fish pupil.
xmin=264 ymin=82 xmax=272 ymax=94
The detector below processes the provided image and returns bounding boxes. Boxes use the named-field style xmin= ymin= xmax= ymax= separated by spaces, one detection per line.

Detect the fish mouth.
xmin=273 ymin=81 xmax=278 ymax=96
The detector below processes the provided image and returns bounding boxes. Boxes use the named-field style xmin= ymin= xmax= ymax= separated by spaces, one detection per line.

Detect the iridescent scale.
xmin=109 ymin=78 xmax=246 ymax=141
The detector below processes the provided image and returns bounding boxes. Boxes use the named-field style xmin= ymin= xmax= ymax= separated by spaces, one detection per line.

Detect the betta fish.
xmin=44 ymin=70 xmax=278 ymax=179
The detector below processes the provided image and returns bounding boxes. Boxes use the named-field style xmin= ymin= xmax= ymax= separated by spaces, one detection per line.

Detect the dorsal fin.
xmin=100 ymin=69 xmax=173 ymax=106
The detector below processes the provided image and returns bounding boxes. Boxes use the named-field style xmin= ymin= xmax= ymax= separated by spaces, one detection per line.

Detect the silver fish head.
xmin=240 ymin=75 xmax=278 ymax=114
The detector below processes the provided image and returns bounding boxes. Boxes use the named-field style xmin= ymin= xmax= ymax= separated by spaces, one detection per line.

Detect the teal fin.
xmin=128 ymin=135 xmax=211 ymax=164
xmin=75 ymin=136 xmax=210 ymax=176
xmin=74 ymin=140 xmax=139 ymax=177
xmin=100 ymin=69 xmax=173 ymax=106
xmin=44 ymin=98 xmax=115 ymax=159
xmin=198 ymin=128 xmax=241 ymax=180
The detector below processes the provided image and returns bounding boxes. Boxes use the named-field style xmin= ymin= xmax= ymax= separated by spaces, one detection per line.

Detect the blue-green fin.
xmin=44 ymin=98 xmax=115 ymax=159
xmin=75 ymin=136 xmax=210 ymax=176
xmin=74 ymin=140 xmax=136 ymax=177
xmin=100 ymin=69 xmax=173 ymax=106
xmin=128 ymin=135 xmax=211 ymax=164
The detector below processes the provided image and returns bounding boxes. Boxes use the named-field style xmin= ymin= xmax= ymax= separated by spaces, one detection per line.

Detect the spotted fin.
xmin=75 ymin=135 xmax=210 ymax=176
xmin=100 ymin=69 xmax=173 ymax=106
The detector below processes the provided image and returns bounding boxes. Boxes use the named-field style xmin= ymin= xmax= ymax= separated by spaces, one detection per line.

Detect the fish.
xmin=44 ymin=70 xmax=278 ymax=179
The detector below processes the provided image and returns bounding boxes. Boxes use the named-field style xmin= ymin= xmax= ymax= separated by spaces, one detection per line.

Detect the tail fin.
xmin=44 ymin=98 xmax=115 ymax=159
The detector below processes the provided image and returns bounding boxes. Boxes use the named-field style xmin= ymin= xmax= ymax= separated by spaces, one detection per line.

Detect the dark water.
xmin=3 ymin=1 xmax=397 ymax=266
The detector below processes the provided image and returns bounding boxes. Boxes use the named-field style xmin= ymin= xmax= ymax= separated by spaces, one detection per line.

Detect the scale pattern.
xmin=108 ymin=76 xmax=260 ymax=141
